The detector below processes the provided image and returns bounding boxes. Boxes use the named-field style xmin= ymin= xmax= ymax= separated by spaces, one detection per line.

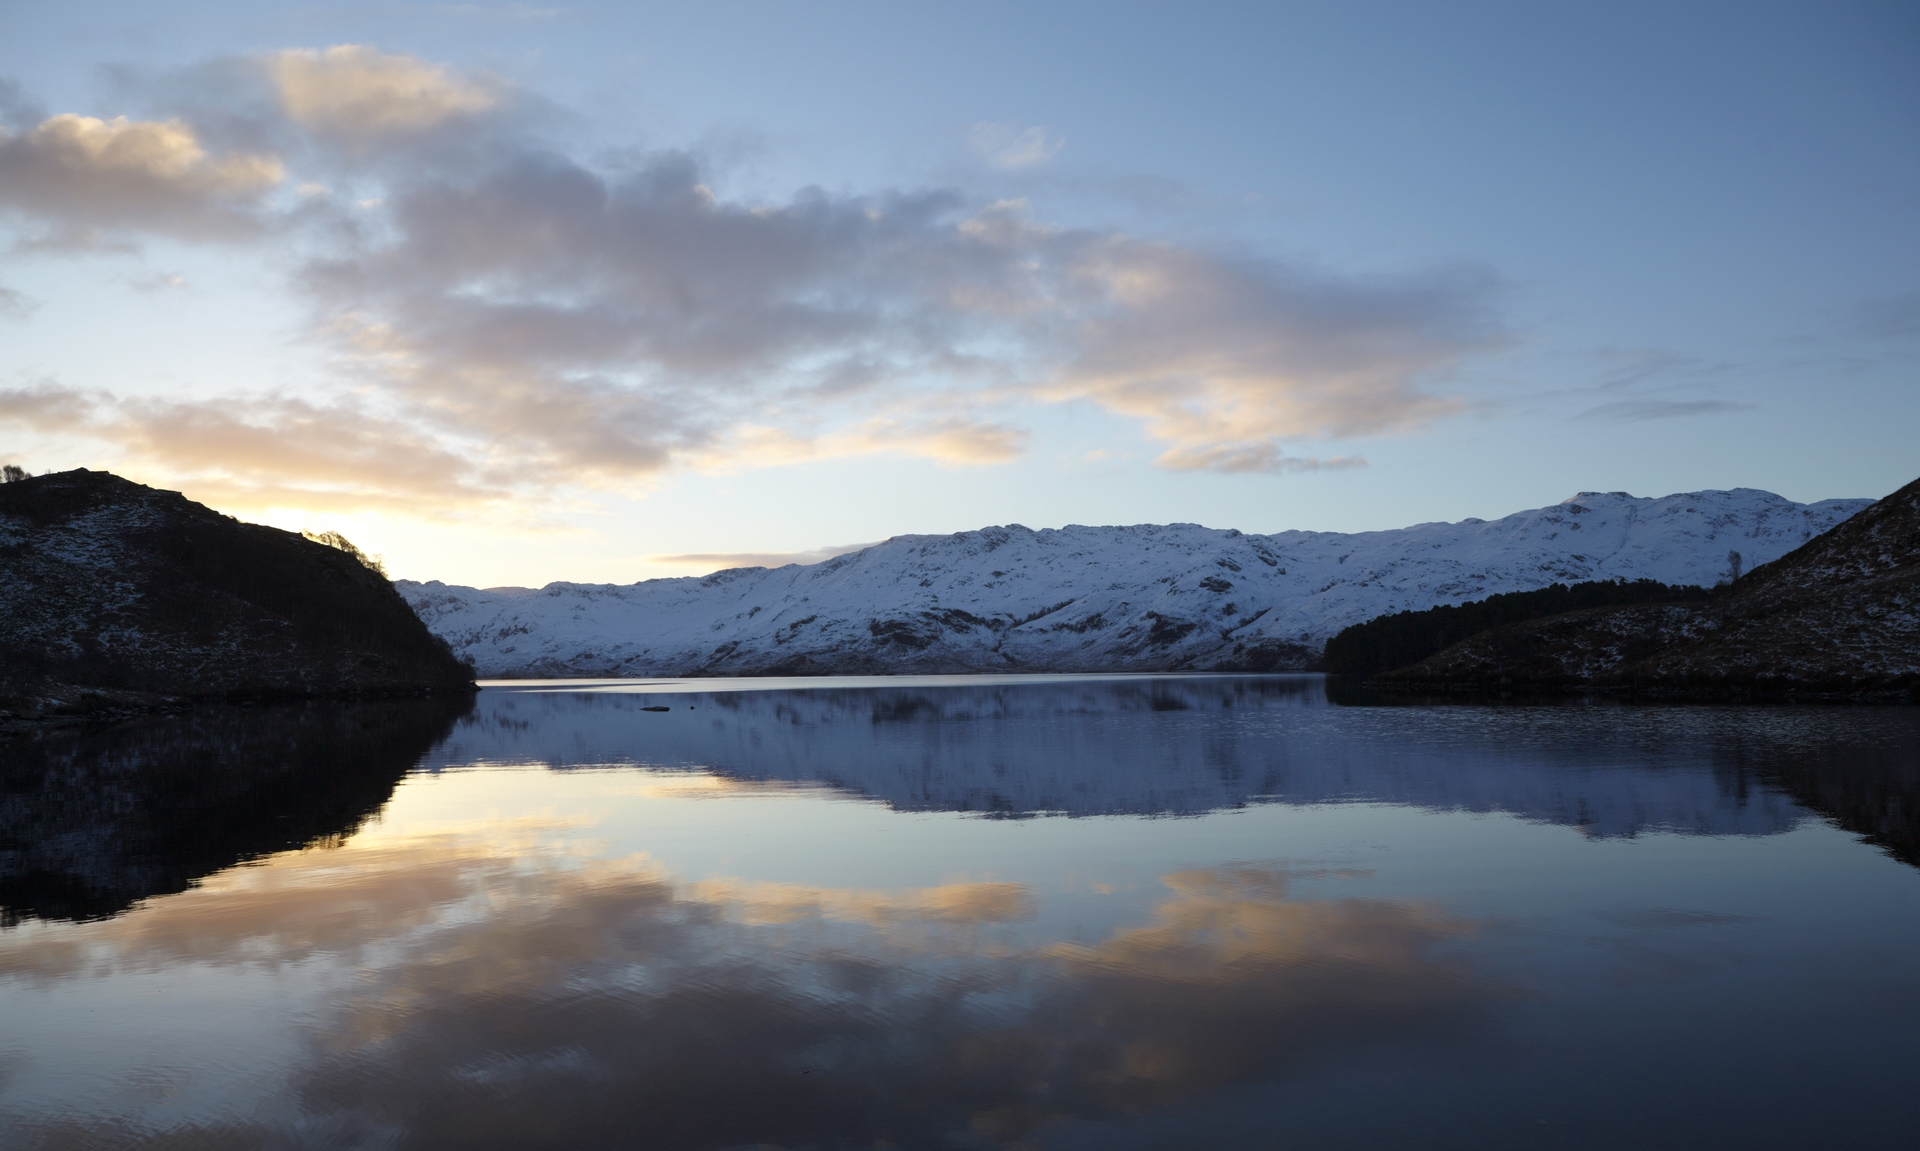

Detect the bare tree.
xmin=1726 ymin=549 xmax=1743 ymax=585
xmin=1 ymin=464 xmax=29 ymax=483
xmin=302 ymin=529 xmax=389 ymax=578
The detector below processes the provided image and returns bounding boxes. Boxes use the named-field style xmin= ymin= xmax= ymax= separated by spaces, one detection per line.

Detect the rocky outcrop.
xmin=1 ymin=469 xmax=474 ymax=724
xmin=1379 ymin=476 xmax=1920 ymax=700
xmin=400 ymin=487 xmax=1866 ymax=677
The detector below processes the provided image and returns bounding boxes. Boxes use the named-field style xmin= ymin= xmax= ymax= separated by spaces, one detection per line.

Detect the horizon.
xmin=2 ymin=1 xmax=1915 ymax=588
xmin=7 ymin=462 xmax=1888 ymax=588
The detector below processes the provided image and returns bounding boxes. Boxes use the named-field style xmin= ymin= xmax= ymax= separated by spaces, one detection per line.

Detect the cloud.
xmin=969 ymin=122 xmax=1065 ymax=169
xmin=0 ymin=380 xmax=94 ymax=429
xmin=0 ymin=79 xmax=46 ymax=131
xmin=0 ymin=284 xmax=36 ymax=319
xmin=0 ymin=52 xmax=1508 ymax=511
xmin=1154 ymin=442 xmax=1367 ymax=474
xmin=1577 ymin=399 xmax=1755 ymax=422
xmin=291 ymin=149 xmax=1494 ymax=488
xmin=1043 ymin=239 xmax=1500 ymax=459
xmin=264 ymin=45 xmax=501 ymax=142
xmin=1852 ymin=290 xmax=1920 ymax=340
xmin=128 ymin=272 xmax=186 ymax=292
xmin=0 ymin=382 xmax=509 ymax=513
xmin=0 ymin=113 xmax=282 ymax=243
xmin=650 ymin=541 xmax=881 ymax=570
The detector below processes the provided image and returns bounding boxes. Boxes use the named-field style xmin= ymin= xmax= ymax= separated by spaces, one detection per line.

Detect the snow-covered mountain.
xmin=399 ymin=488 xmax=1869 ymax=677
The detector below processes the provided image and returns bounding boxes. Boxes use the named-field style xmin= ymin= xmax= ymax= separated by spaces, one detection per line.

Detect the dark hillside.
xmin=1378 ymin=475 xmax=1920 ymax=700
xmin=1322 ymin=579 xmax=1709 ymax=677
xmin=1 ymin=469 xmax=473 ymax=715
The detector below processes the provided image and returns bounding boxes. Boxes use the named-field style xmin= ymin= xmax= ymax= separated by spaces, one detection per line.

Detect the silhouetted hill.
xmin=1322 ymin=578 xmax=1711 ymax=676
xmin=1378 ymin=475 xmax=1920 ymax=701
xmin=1 ymin=469 xmax=473 ymax=724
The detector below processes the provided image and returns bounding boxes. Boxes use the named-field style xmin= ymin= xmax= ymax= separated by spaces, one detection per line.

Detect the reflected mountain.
xmin=428 ymin=677 xmax=1920 ymax=849
xmin=0 ymin=695 xmax=473 ymax=925
xmin=5 ymin=678 xmax=1917 ymax=1150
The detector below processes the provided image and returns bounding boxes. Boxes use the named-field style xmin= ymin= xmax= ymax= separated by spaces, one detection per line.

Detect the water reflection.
xmin=3 ymin=677 xmax=1919 ymax=1150
xmin=4 ymin=823 xmax=1489 ymax=1150
xmin=435 ymin=677 xmax=1920 ymax=852
xmin=0 ymin=696 xmax=471 ymax=925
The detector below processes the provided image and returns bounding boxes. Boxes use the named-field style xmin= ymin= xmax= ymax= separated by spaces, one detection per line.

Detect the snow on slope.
xmin=399 ymin=488 xmax=1870 ymax=677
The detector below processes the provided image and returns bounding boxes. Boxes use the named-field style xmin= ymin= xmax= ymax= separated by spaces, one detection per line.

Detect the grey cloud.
xmin=1045 ymin=241 xmax=1503 ymax=459
xmin=1588 ymin=348 xmax=1730 ymax=391
xmin=127 ymin=272 xmax=186 ymax=292
xmin=0 ymin=382 xmax=509 ymax=512
xmin=1578 ymin=399 xmax=1755 ymax=422
xmin=0 ymin=112 xmax=282 ymax=243
xmin=1852 ymin=290 xmax=1920 ymax=340
xmin=296 ymin=151 xmax=1033 ymax=481
xmin=1 ymin=854 xmax=1492 ymax=1148
xmin=0 ymin=51 xmax=1509 ymax=505
xmin=0 ymin=381 xmax=94 ymax=429
xmin=298 ymin=144 xmax=1500 ymax=486
xmin=0 ymin=284 xmax=37 ymax=319
xmin=0 ymin=79 xmax=46 ymax=131
xmin=1155 ymin=442 xmax=1368 ymax=474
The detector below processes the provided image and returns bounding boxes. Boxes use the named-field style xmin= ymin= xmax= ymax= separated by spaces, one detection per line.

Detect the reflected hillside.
xmin=0 ymin=696 xmax=473 ymax=925
xmin=429 ymin=677 xmax=1920 ymax=845
xmin=1753 ymin=742 xmax=1920 ymax=867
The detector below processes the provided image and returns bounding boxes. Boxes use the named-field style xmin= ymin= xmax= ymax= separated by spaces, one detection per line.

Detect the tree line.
xmin=1320 ymin=578 xmax=1712 ymax=677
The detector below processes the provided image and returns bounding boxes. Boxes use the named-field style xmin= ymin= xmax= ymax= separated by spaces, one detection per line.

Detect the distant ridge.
xmin=1379 ymin=475 xmax=1920 ymax=700
xmin=400 ymin=487 xmax=1867 ymax=677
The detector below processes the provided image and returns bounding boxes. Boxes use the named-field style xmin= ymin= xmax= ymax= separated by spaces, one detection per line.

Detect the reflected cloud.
xmin=8 ymin=684 xmax=1917 ymax=1148
xmin=2 ymin=831 xmax=1487 ymax=1147
xmin=692 ymin=876 xmax=1035 ymax=926
xmin=297 ymin=859 xmax=1484 ymax=1149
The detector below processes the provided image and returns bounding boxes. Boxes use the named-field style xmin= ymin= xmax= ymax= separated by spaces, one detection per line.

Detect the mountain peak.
xmin=399 ymin=486 xmax=1871 ymax=678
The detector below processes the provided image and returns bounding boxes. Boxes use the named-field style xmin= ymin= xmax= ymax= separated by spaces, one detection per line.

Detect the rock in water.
xmin=1382 ymin=475 xmax=1920 ymax=700
xmin=1 ymin=469 xmax=474 ymax=714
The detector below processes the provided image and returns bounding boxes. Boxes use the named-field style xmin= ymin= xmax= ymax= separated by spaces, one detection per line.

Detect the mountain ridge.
xmin=401 ymin=487 xmax=1869 ymax=677
xmin=1379 ymin=475 xmax=1920 ymax=699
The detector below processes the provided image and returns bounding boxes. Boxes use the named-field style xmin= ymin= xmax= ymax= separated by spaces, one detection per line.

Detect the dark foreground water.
xmin=3 ymin=675 xmax=1918 ymax=1150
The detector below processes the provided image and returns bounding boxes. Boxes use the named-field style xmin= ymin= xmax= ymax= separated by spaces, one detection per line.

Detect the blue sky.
xmin=1 ymin=1 xmax=1914 ymax=586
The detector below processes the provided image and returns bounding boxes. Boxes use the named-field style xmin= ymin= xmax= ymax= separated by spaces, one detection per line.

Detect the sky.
xmin=1 ymin=0 xmax=1915 ymax=587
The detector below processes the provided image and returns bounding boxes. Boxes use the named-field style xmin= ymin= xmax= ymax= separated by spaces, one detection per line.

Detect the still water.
xmin=2 ymin=675 xmax=1918 ymax=1150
